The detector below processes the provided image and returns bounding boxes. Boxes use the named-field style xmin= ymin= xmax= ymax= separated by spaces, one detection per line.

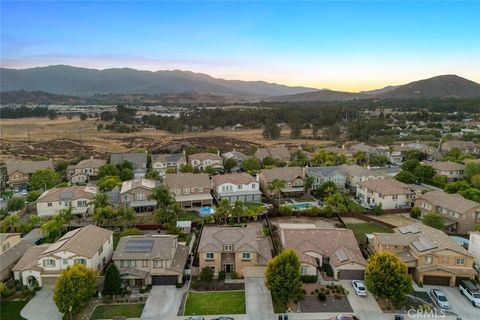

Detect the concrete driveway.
xmin=245 ymin=277 xmax=274 ymax=320
xmin=21 ymin=288 xmax=62 ymax=320
xmin=422 ymin=285 xmax=479 ymax=320
xmin=142 ymin=285 xmax=184 ymax=320
xmin=341 ymin=280 xmax=385 ymax=320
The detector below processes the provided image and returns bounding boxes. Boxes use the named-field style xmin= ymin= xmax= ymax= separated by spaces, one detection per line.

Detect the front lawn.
xmin=0 ymin=300 xmax=28 ymax=320
xmin=90 ymin=303 xmax=145 ymax=320
xmin=346 ymin=222 xmax=393 ymax=244
xmin=184 ymin=291 xmax=246 ymax=315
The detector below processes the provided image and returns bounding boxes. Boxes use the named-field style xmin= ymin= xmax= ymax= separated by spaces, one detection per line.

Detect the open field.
xmin=0 ymin=117 xmax=333 ymax=160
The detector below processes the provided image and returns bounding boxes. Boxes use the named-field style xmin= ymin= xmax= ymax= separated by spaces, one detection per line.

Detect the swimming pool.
xmin=289 ymin=202 xmax=316 ymax=211
xmin=199 ymin=207 xmax=215 ymax=216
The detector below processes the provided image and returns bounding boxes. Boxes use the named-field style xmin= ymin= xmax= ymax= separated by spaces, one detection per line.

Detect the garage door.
xmin=423 ymin=276 xmax=451 ymax=286
xmin=455 ymin=277 xmax=471 ymax=287
xmin=338 ymin=269 xmax=364 ymax=280
xmin=151 ymin=275 xmax=177 ymax=285
xmin=41 ymin=276 xmax=59 ymax=288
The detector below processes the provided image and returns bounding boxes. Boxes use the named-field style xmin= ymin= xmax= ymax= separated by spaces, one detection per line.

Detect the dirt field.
xmin=0 ymin=117 xmax=334 ymax=160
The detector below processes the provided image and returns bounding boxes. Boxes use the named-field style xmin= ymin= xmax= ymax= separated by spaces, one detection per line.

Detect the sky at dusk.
xmin=1 ymin=1 xmax=479 ymax=91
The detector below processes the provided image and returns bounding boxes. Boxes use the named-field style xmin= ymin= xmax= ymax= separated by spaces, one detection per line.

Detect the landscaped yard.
xmin=244 ymin=202 xmax=265 ymax=210
xmin=0 ymin=300 xmax=28 ymax=320
xmin=179 ymin=210 xmax=203 ymax=222
xmin=90 ymin=303 xmax=145 ymax=320
xmin=184 ymin=291 xmax=246 ymax=315
xmin=346 ymin=222 xmax=393 ymax=244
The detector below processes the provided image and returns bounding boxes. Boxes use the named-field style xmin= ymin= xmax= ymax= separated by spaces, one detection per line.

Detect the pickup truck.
xmin=459 ymin=280 xmax=480 ymax=307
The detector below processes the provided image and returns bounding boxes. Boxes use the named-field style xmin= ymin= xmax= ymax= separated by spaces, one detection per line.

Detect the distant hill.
xmin=0 ymin=65 xmax=316 ymax=97
xmin=264 ymin=89 xmax=366 ymax=102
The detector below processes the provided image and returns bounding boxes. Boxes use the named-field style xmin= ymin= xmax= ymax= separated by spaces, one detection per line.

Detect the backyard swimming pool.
xmin=199 ymin=207 xmax=215 ymax=216
xmin=288 ymin=202 xmax=318 ymax=211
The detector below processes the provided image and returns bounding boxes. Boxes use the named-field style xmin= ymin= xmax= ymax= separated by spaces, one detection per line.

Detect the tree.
xmin=432 ymin=175 xmax=448 ymax=187
xmin=224 ymin=158 xmax=237 ymax=173
xmin=410 ymin=207 xmax=421 ymax=219
xmin=471 ymin=174 xmax=480 ymax=188
xmin=103 ymin=264 xmax=122 ymax=296
xmin=41 ymin=215 xmax=65 ymax=241
xmin=263 ymin=120 xmax=281 ymax=140
xmin=242 ymin=157 xmax=261 ymax=173
xmin=262 ymin=156 xmax=275 ymax=167
xmin=215 ymin=199 xmax=231 ymax=224
xmin=6 ymin=196 xmax=25 ymax=212
xmin=30 ymin=169 xmax=59 ymax=190
xmin=271 ymin=179 xmax=286 ymax=203
xmin=444 ymin=180 xmax=470 ymax=194
xmin=465 ymin=162 xmax=480 ymax=182
xmin=304 ymin=176 xmax=315 ymax=195
xmin=79 ymin=113 xmax=88 ymax=120
xmin=119 ymin=168 xmax=134 ymax=181
xmin=90 ymin=193 xmax=109 ymax=210
xmin=364 ymin=252 xmax=413 ymax=306
xmin=98 ymin=164 xmax=120 ymax=178
xmin=146 ymin=169 xmax=160 ymax=180
xmin=204 ymin=166 xmax=216 ymax=175
xmin=459 ymin=188 xmax=480 ymax=202
xmin=265 ymin=249 xmax=303 ymax=307
xmin=1 ymin=214 xmax=22 ymax=232
xmin=288 ymin=115 xmax=302 ymax=139
xmin=413 ymin=164 xmax=436 ymax=180
xmin=97 ymin=175 xmax=122 ymax=192
xmin=475 ymin=224 xmax=480 ymax=232
xmin=401 ymin=159 xmax=420 ymax=173
xmin=423 ymin=212 xmax=444 ymax=230
xmin=231 ymin=200 xmax=245 ymax=223
xmin=279 ymin=205 xmax=293 ymax=217
xmin=54 ymin=264 xmax=97 ymax=317
xmin=372 ymin=203 xmax=383 ymax=216
xmin=248 ymin=145 xmax=258 ymax=156
xmin=179 ymin=163 xmax=194 ymax=173
xmin=149 ymin=186 xmax=174 ymax=210
xmin=395 ymin=170 xmax=417 ymax=184
xmin=26 ymin=190 xmax=42 ymax=202
xmin=199 ymin=266 xmax=214 ymax=289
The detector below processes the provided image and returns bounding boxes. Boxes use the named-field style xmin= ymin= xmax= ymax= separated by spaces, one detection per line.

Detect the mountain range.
xmin=1 ymin=65 xmax=480 ymax=103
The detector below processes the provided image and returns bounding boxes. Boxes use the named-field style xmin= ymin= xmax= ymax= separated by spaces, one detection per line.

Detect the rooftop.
xmin=120 ymin=178 xmax=156 ymax=194
xmin=6 ymin=159 xmax=54 ymax=175
xmin=212 ymin=172 xmax=256 ymax=186
xmin=37 ymin=186 xmax=97 ymax=203
xmin=417 ymin=190 xmax=479 ymax=214
xmin=359 ymin=178 xmax=412 ymax=195
xmin=428 ymin=161 xmax=465 ymax=171
xmin=259 ymin=166 xmax=304 ymax=183
xmin=164 ymin=172 xmax=210 ymax=189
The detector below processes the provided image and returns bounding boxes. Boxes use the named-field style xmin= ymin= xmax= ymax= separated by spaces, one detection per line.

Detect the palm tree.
xmin=270 ymin=179 xmax=286 ymax=204
xmin=304 ymin=176 xmax=315 ymax=195
xmin=215 ymin=199 xmax=231 ymax=225
xmin=232 ymin=200 xmax=245 ymax=224
xmin=1 ymin=214 xmax=21 ymax=233
xmin=149 ymin=186 xmax=174 ymax=210
xmin=58 ymin=206 xmax=73 ymax=231
xmin=118 ymin=206 xmax=136 ymax=228
xmin=90 ymin=193 xmax=109 ymax=210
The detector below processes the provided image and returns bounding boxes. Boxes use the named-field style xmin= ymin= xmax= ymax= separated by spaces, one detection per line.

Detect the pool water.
xmin=290 ymin=202 xmax=314 ymax=210
xmin=199 ymin=207 xmax=215 ymax=216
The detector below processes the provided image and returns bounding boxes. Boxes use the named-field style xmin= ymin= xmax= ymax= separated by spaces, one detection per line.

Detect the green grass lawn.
xmin=184 ymin=291 xmax=246 ymax=315
xmin=90 ymin=303 xmax=145 ymax=320
xmin=244 ymin=202 xmax=265 ymax=210
xmin=179 ymin=210 xmax=203 ymax=222
xmin=0 ymin=301 xmax=28 ymax=320
xmin=346 ymin=222 xmax=393 ymax=244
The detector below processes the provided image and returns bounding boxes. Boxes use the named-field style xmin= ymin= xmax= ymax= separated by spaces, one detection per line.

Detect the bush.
xmin=190 ymin=279 xmax=200 ymax=290
xmin=300 ymin=275 xmax=318 ymax=283
xmin=279 ymin=205 xmax=293 ymax=216
xmin=317 ymin=292 xmax=327 ymax=301
xmin=322 ymin=263 xmax=334 ymax=277
xmin=218 ymin=271 xmax=226 ymax=281
xmin=334 ymin=293 xmax=342 ymax=299
xmin=230 ymin=271 xmax=238 ymax=280
xmin=176 ymin=282 xmax=183 ymax=288
xmin=410 ymin=207 xmax=421 ymax=219
xmin=325 ymin=289 xmax=331 ymax=295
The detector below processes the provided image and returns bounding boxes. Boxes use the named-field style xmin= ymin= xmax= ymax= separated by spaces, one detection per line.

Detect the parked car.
xmin=20 ymin=189 xmax=28 ymax=196
xmin=330 ymin=315 xmax=359 ymax=320
xmin=212 ymin=317 xmax=234 ymax=320
xmin=352 ymin=280 xmax=367 ymax=296
xmin=430 ymin=288 xmax=450 ymax=309
xmin=459 ymin=280 xmax=480 ymax=307
xmin=394 ymin=316 xmax=404 ymax=320
xmin=185 ymin=317 xmax=204 ymax=320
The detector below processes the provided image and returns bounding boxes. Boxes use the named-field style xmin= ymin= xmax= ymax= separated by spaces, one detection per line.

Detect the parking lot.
xmin=422 ymin=285 xmax=479 ymax=320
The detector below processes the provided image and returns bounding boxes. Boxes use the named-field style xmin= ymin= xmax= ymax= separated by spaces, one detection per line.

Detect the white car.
xmin=430 ymin=288 xmax=449 ymax=309
xmin=351 ymin=280 xmax=367 ymax=296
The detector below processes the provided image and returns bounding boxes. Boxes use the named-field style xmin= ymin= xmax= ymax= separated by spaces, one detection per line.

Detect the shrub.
xmin=300 ymin=275 xmax=318 ymax=283
xmin=218 ymin=271 xmax=226 ymax=281
xmin=325 ymin=289 xmax=331 ymax=295
xmin=230 ymin=271 xmax=238 ymax=280
xmin=190 ymin=279 xmax=201 ymax=290
xmin=317 ymin=292 xmax=327 ymax=301
xmin=410 ymin=207 xmax=421 ymax=219
xmin=322 ymin=263 xmax=334 ymax=277
xmin=176 ymin=282 xmax=183 ymax=288
xmin=334 ymin=293 xmax=342 ymax=299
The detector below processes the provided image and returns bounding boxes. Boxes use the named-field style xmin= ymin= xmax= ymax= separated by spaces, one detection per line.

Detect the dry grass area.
xmin=0 ymin=117 xmax=333 ymax=160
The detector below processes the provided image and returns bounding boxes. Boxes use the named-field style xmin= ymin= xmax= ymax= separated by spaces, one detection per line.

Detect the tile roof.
xmin=2 ymin=229 xmax=43 ymax=272
xmin=6 ymin=159 xmax=54 ymax=175
xmin=11 ymin=244 xmax=51 ymax=272
xmin=120 ymin=178 xmax=156 ymax=194
xmin=306 ymin=166 xmax=344 ymax=178
xmin=110 ymin=153 xmax=147 ymax=166
xmin=222 ymin=151 xmax=248 ymax=161
xmin=441 ymin=140 xmax=476 ymax=151
xmin=359 ymin=178 xmax=412 ymax=195
xmin=37 ymin=186 xmax=97 ymax=203
xmin=255 ymin=146 xmax=291 ymax=161
xmin=428 ymin=161 xmax=465 ymax=171
xmin=417 ymin=190 xmax=479 ymax=214
xmin=212 ymin=172 xmax=256 ymax=186
xmin=188 ymin=153 xmax=222 ymax=161
xmin=259 ymin=167 xmax=304 ymax=183
xmin=151 ymin=153 xmax=186 ymax=164
xmin=164 ymin=173 xmax=210 ymax=189
xmin=74 ymin=158 xmax=106 ymax=169
xmin=339 ymin=164 xmax=385 ymax=178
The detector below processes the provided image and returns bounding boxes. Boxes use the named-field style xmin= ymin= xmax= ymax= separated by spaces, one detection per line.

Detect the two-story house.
xmin=197 ymin=223 xmax=272 ymax=277
xmin=120 ymin=178 xmax=157 ymax=212
xmin=6 ymin=159 xmax=54 ymax=188
xmin=0 ymin=233 xmax=21 ymax=254
xmin=36 ymin=186 xmax=97 ymax=217
xmin=151 ymin=153 xmax=187 ymax=175
xmin=468 ymin=232 xmax=480 ymax=266
xmin=371 ymin=224 xmax=476 ymax=286
xmin=212 ymin=172 xmax=262 ymax=203
xmin=255 ymin=146 xmax=291 ymax=163
xmin=441 ymin=140 xmax=478 ymax=154
xmin=12 ymin=225 xmax=113 ymax=288
xmin=414 ymin=190 xmax=480 ymax=233
xmin=306 ymin=166 xmax=347 ymax=190
xmin=279 ymin=226 xmax=366 ymax=280
xmin=339 ymin=164 xmax=386 ymax=194
xmin=222 ymin=151 xmax=248 ymax=173
xmin=188 ymin=153 xmax=224 ymax=172
xmin=258 ymin=167 xmax=305 ymax=197
xmin=67 ymin=158 xmax=106 ymax=184
xmin=164 ymin=173 xmax=212 ymax=208
xmin=113 ymin=234 xmax=189 ymax=286
xmin=428 ymin=161 xmax=465 ymax=182
xmin=356 ymin=178 xmax=413 ymax=209
xmin=111 ymin=152 xmax=148 ymax=178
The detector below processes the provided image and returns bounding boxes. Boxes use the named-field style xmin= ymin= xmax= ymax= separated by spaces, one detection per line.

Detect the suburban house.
xmin=350 ymin=143 xmax=380 ymax=155
xmin=197 ymin=223 xmax=272 ymax=277
xmin=222 ymin=150 xmax=248 ymax=172
xmin=428 ymin=161 xmax=465 ymax=182
xmin=279 ymin=226 xmax=367 ymax=279
xmin=113 ymin=234 xmax=189 ymax=286
xmin=441 ymin=140 xmax=478 ymax=154
xmin=306 ymin=166 xmax=347 ymax=190
xmin=67 ymin=158 xmax=106 ymax=184
xmin=255 ymin=146 xmax=291 ymax=163
xmin=188 ymin=153 xmax=224 ymax=172
xmin=468 ymin=232 xmax=480 ymax=265
xmin=6 ymin=159 xmax=54 ymax=188
xmin=396 ymin=142 xmax=442 ymax=161
xmin=339 ymin=164 xmax=386 ymax=194
xmin=36 ymin=186 xmax=97 ymax=217
xmin=164 ymin=173 xmax=212 ymax=208
xmin=258 ymin=167 xmax=305 ymax=197
xmin=414 ymin=190 xmax=480 ymax=234
xmin=356 ymin=178 xmax=413 ymax=209
xmin=212 ymin=172 xmax=262 ymax=203
xmin=12 ymin=225 xmax=113 ymax=288
xmin=370 ymin=224 xmax=476 ymax=286
xmin=120 ymin=178 xmax=157 ymax=212
xmin=111 ymin=152 xmax=148 ymax=177
xmin=151 ymin=153 xmax=187 ymax=175
xmin=0 ymin=229 xmax=42 ymax=281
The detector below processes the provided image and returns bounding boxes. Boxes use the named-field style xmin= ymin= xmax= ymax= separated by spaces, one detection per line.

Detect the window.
xmin=47 ymin=202 xmax=53 ymax=207
xmin=183 ymin=188 xmax=190 ymax=195
xmin=251 ymin=183 xmax=257 ymax=189
xmin=392 ymin=195 xmax=398 ymax=200
xmin=74 ymin=258 xmax=87 ymax=265
xmin=77 ymin=200 xmax=87 ymax=207
xmin=443 ymin=256 xmax=449 ymax=264
xmin=242 ymin=252 xmax=251 ymax=261
xmin=142 ymin=260 xmax=149 ymax=267
xmin=120 ymin=260 xmax=136 ymax=268
xmin=223 ymin=245 xmax=233 ymax=252
xmin=153 ymin=260 xmax=163 ymax=268
xmin=197 ymin=187 xmax=203 ymax=193
xmin=43 ymin=259 xmax=56 ymax=267
xmin=300 ymin=266 xmax=308 ymax=275
xmin=62 ymin=259 xmax=68 ymax=265
xmin=456 ymin=258 xmax=465 ymax=265
xmin=136 ymin=193 xmax=145 ymax=201
xmin=425 ymin=256 xmax=432 ymax=265
xmin=238 ymin=184 xmax=242 ymax=190
xmin=206 ymin=252 xmax=214 ymax=260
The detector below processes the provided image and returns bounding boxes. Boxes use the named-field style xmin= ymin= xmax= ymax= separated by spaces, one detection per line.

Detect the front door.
xmin=224 ymin=264 xmax=234 ymax=273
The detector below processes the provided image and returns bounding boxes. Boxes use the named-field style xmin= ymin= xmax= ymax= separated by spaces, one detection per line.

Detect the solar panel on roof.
xmin=125 ymin=240 xmax=154 ymax=253
xmin=335 ymin=249 xmax=349 ymax=262
xmin=412 ymin=236 xmax=438 ymax=252
xmin=60 ymin=191 xmax=74 ymax=200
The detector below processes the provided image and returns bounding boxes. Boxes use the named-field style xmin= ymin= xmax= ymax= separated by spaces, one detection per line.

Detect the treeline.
xmin=0 ymin=106 xmax=57 ymax=118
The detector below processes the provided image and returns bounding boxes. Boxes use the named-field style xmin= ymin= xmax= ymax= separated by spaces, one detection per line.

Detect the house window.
xmin=251 ymin=183 xmax=257 ymax=189
xmin=43 ymin=259 xmax=56 ymax=267
xmin=142 ymin=260 xmax=148 ymax=267
xmin=242 ymin=252 xmax=251 ymax=261
xmin=223 ymin=245 xmax=233 ymax=252
xmin=238 ymin=184 xmax=242 ymax=190
xmin=62 ymin=259 xmax=68 ymax=265
xmin=136 ymin=193 xmax=145 ymax=201
xmin=183 ymin=188 xmax=190 ymax=195
xmin=425 ymin=256 xmax=432 ymax=265
xmin=74 ymin=258 xmax=87 ymax=265
xmin=300 ymin=266 xmax=308 ymax=275
xmin=456 ymin=258 xmax=465 ymax=265
xmin=153 ymin=260 xmax=163 ymax=268
xmin=78 ymin=200 xmax=87 ymax=207
xmin=206 ymin=252 xmax=214 ymax=260
xmin=392 ymin=195 xmax=398 ymax=200
xmin=47 ymin=202 xmax=53 ymax=207
xmin=443 ymin=256 xmax=449 ymax=264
